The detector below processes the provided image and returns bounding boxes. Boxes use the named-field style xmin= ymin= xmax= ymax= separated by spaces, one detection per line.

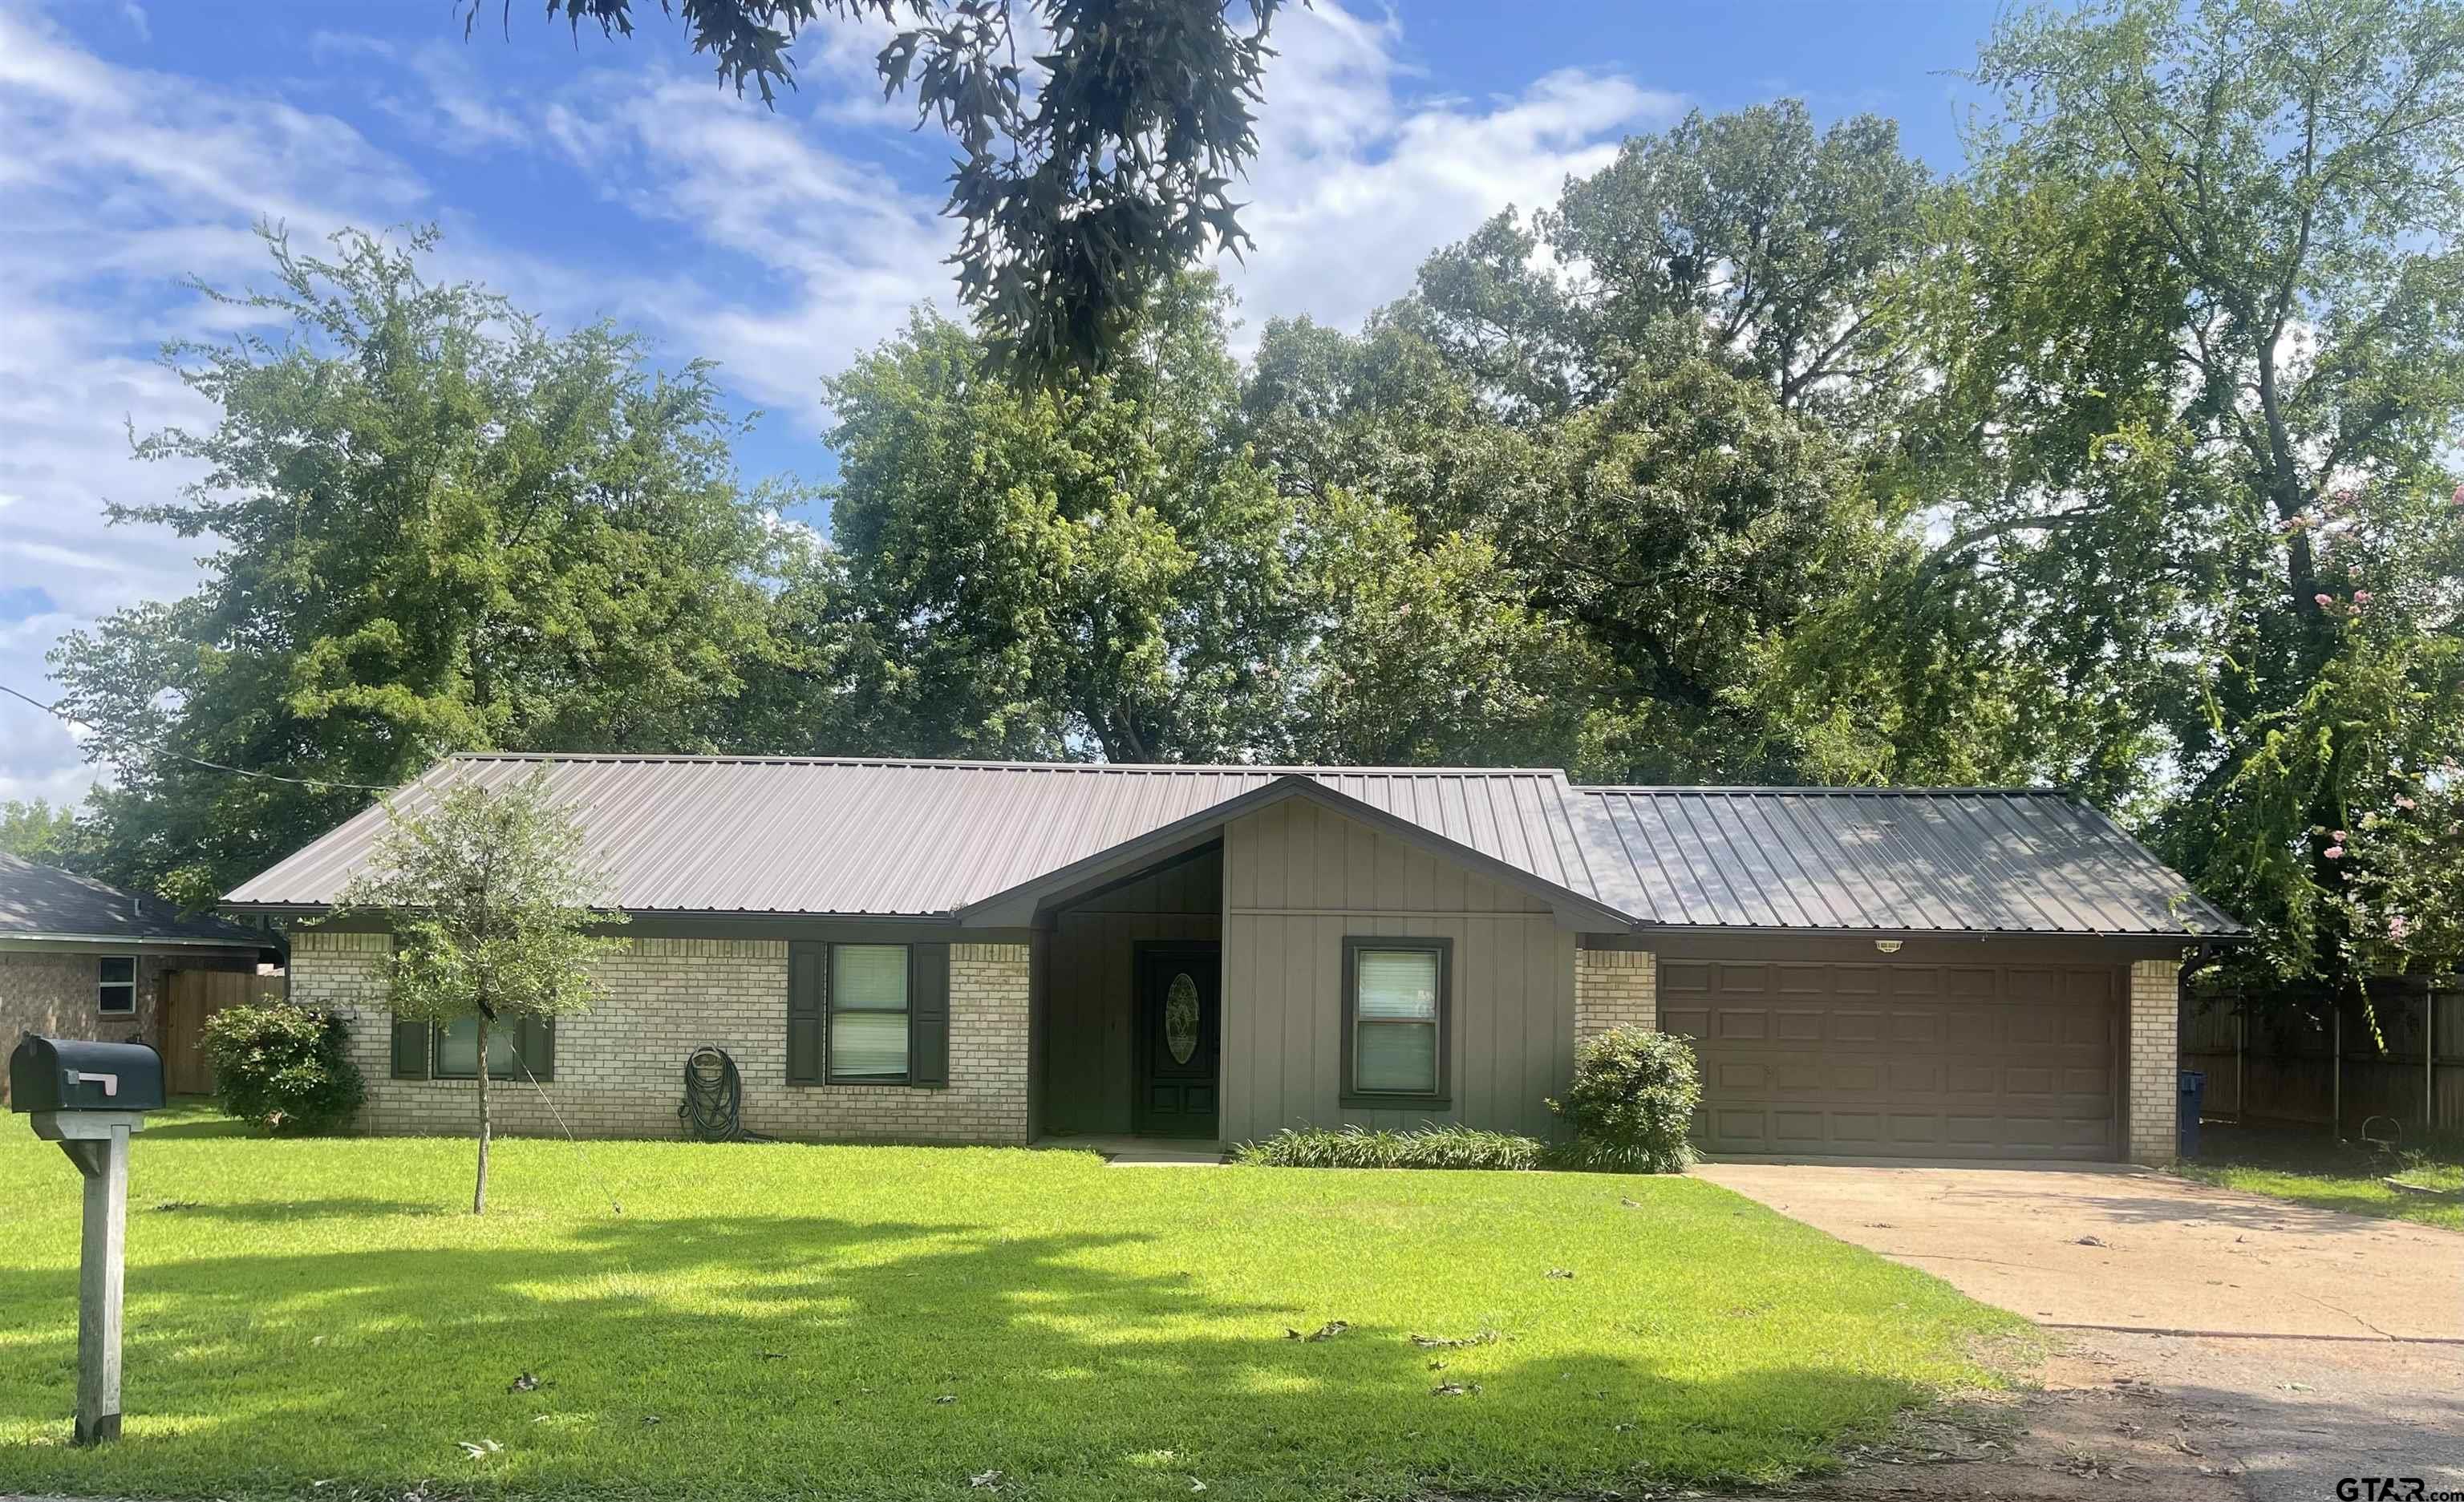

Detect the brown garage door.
xmin=1659 ymin=954 xmax=2119 ymax=1160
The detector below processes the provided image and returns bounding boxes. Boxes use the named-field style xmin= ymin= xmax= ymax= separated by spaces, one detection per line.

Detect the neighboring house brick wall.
xmin=2126 ymin=957 xmax=2182 ymax=1164
xmin=291 ymin=930 xmax=1032 ymax=1144
xmin=1574 ymin=946 xmax=1656 ymax=1038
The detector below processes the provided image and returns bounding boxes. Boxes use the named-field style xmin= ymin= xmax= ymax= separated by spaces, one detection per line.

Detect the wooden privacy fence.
xmin=2181 ymin=981 xmax=2463 ymax=1138
xmin=159 ymin=968 xmax=285 ymax=1096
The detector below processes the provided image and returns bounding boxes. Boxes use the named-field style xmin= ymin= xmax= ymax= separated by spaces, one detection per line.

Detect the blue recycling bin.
xmin=2178 ymin=1069 xmax=2206 ymax=1159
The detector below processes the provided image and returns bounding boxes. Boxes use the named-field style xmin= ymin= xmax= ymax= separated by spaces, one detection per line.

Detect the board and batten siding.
xmin=1220 ymin=796 xmax=1576 ymax=1142
xmin=1042 ymin=848 xmax=1222 ymax=1135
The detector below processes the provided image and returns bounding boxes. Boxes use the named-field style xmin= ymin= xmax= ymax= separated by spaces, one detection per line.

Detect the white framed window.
xmin=829 ymin=944 xmax=910 ymax=1083
xmin=97 ymin=955 xmax=136 ymax=1014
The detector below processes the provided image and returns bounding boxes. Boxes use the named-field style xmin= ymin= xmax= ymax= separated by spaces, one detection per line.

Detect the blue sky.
xmin=0 ymin=0 xmax=2002 ymax=807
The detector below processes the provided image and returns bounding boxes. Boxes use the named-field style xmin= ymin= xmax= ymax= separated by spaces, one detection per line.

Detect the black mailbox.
xmin=8 ymin=1035 xmax=164 ymax=1114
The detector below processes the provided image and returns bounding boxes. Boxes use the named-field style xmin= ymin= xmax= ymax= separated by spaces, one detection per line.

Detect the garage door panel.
xmin=1719 ymin=1010 xmax=1770 ymax=1041
xmin=1887 ymin=1059 xmax=1943 ymax=1095
xmin=1890 ymin=1113 xmax=1944 ymax=1144
xmin=1671 ymin=955 xmax=2119 ymax=1160
xmin=2059 ymin=1010 xmax=2108 ymax=1047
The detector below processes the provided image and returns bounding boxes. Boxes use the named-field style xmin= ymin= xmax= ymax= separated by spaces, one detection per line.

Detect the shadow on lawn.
xmin=0 ymin=1210 xmax=1940 ymax=1496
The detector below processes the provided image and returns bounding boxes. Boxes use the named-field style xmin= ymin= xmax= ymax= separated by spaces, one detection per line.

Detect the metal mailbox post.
xmin=8 ymin=1034 xmax=164 ymax=1445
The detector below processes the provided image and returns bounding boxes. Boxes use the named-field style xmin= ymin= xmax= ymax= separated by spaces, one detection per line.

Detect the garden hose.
xmin=677 ymin=1046 xmax=776 ymax=1143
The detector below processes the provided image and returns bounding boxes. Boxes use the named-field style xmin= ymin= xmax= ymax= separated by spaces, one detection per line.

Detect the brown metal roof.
xmin=223 ymin=755 xmax=2239 ymax=937
xmin=1570 ymin=787 xmax=2240 ymax=937
xmin=223 ymin=755 xmax=1607 ymax=919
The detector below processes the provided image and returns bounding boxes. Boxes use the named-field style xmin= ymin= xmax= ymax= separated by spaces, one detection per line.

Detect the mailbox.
xmin=9 ymin=1035 xmax=165 ymax=1115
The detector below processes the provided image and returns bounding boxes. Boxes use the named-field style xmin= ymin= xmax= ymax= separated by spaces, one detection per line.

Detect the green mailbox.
xmin=9 ymin=1036 xmax=165 ymax=1115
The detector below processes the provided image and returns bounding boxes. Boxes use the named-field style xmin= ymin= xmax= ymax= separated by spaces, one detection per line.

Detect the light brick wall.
xmin=1574 ymin=946 xmax=1656 ymax=1038
xmin=2126 ymin=957 xmax=2182 ymax=1164
xmin=290 ymin=930 xmax=1032 ymax=1144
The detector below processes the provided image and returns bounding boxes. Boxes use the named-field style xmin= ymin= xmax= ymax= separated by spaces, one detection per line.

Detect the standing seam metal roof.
xmin=221 ymin=755 xmax=2241 ymax=937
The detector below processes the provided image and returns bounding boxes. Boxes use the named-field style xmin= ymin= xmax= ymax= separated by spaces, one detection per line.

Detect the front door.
xmin=1133 ymin=945 xmax=1221 ymax=1139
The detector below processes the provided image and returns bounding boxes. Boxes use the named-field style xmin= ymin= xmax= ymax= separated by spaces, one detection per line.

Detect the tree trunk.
xmin=472 ymin=1010 xmax=492 ymax=1217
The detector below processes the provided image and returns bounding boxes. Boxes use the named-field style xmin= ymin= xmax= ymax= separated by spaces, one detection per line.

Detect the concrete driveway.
xmin=1696 ymin=1160 xmax=2464 ymax=1502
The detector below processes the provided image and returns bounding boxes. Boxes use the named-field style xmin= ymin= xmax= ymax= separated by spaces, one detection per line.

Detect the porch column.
xmin=2126 ymin=957 xmax=2182 ymax=1165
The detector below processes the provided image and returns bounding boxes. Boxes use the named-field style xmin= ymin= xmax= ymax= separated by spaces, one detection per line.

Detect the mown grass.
xmin=2177 ymin=1123 xmax=2464 ymax=1232
xmin=0 ymin=1103 xmax=2019 ymax=1502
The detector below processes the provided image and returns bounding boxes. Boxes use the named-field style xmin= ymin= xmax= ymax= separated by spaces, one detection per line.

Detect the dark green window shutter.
xmin=390 ymin=1015 xmax=430 ymax=1079
xmin=787 ymin=941 xmax=825 ymax=1084
xmin=909 ymin=942 xmax=950 ymax=1087
xmin=518 ymin=1016 xmax=556 ymax=1081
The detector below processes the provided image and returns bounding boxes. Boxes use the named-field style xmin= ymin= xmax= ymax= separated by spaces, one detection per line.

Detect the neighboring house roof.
xmin=223 ymin=753 xmax=2242 ymax=938
xmin=0 ymin=852 xmax=272 ymax=949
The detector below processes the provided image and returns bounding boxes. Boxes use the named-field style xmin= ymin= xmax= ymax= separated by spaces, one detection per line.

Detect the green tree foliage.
xmin=495 ymin=0 xmax=1286 ymax=377
xmin=338 ymin=775 xmax=626 ymax=1213
xmin=1828 ymin=0 xmax=2464 ymax=992
xmin=1407 ymin=99 xmax=1933 ymax=424
xmin=0 ymin=800 xmax=78 ymax=862
xmin=2339 ymin=782 xmax=2464 ymax=985
xmin=1260 ymin=104 xmax=1923 ymax=782
xmin=820 ymin=286 xmax=1295 ymax=760
xmin=48 ymin=226 xmax=788 ymax=909
xmin=1279 ymin=491 xmax=1597 ymax=768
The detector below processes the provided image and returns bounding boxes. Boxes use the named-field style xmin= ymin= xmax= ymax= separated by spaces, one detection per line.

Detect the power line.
xmin=0 ymin=681 xmax=397 ymax=794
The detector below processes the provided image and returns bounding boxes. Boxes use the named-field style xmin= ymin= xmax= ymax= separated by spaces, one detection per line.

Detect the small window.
xmin=432 ymin=1016 xmax=550 ymax=1079
xmin=829 ymin=944 xmax=910 ymax=1083
xmin=97 ymin=956 xmax=136 ymax=1014
xmin=1343 ymin=938 xmax=1450 ymax=1105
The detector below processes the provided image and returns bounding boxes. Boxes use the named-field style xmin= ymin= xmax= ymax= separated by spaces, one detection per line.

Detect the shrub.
xmin=1548 ymin=1026 xmax=1700 ymax=1172
xmin=1232 ymin=1123 xmax=1549 ymax=1171
xmin=202 ymin=1004 xmax=366 ymax=1135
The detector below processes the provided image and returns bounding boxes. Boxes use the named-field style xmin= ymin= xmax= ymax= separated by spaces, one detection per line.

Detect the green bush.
xmin=202 ymin=1004 xmax=366 ymax=1135
xmin=1232 ymin=1123 xmax=1549 ymax=1171
xmin=1549 ymin=1026 xmax=1701 ymax=1172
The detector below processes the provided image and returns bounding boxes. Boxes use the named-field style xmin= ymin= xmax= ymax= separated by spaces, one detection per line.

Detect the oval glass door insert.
xmin=1165 ymin=973 xmax=1201 ymax=1064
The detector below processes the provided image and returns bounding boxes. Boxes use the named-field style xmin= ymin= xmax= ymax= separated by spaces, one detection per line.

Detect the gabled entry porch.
xmin=1034 ymin=841 xmax=1224 ymax=1143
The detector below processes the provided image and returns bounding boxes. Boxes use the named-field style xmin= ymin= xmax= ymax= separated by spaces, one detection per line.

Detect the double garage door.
xmin=1659 ymin=953 xmax=2120 ymax=1160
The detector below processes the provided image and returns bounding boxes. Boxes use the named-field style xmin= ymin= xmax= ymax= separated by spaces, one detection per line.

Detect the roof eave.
xmin=1618 ymin=921 xmax=2248 ymax=942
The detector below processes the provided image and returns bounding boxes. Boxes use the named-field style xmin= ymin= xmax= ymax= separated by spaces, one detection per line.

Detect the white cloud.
xmin=0 ymin=2 xmax=428 ymax=807
xmin=537 ymin=68 xmax=958 ymax=409
xmin=1213 ymin=4 xmax=1679 ymax=342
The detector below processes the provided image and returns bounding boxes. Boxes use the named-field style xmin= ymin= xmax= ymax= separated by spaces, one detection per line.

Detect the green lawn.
xmin=2177 ymin=1123 xmax=2464 ymax=1232
xmin=0 ymin=1104 xmax=2019 ymax=1502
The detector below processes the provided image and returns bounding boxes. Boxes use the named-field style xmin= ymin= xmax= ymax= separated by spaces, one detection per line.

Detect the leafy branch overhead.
xmin=506 ymin=0 xmax=1287 ymax=376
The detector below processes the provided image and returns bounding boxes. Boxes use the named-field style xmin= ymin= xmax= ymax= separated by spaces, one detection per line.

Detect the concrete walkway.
xmin=1697 ymin=1159 xmax=2464 ymax=1502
